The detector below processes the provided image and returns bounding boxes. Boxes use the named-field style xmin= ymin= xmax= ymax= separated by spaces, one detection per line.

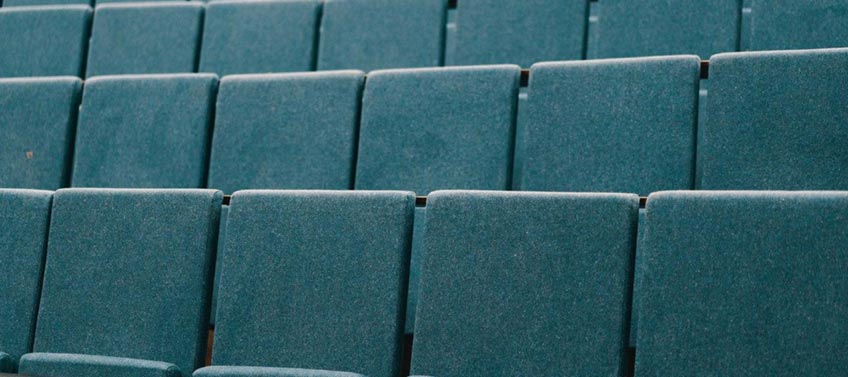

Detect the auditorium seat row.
xmin=1 ymin=188 xmax=846 ymax=376
xmin=3 ymin=49 xmax=846 ymax=194
xmin=4 ymin=48 xmax=847 ymax=336
xmin=3 ymin=0 xmax=848 ymax=78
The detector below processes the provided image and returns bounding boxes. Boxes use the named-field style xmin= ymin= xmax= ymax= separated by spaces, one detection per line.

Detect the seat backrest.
xmin=207 ymin=71 xmax=364 ymax=194
xmin=448 ymin=0 xmax=589 ymax=67
xmin=589 ymin=0 xmax=741 ymax=59
xmin=86 ymin=3 xmax=203 ymax=77
xmin=748 ymin=0 xmax=848 ymax=51
xmin=636 ymin=191 xmax=848 ymax=375
xmin=317 ymin=0 xmax=446 ymax=71
xmin=0 ymin=77 xmax=81 ymax=189
xmin=0 ymin=190 xmax=53 ymax=372
xmin=516 ymin=56 xmax=701 ymax=196
xmin=71 ymin=74 xmax=218 ymax=188
xmin=199 ymin=0 xmax=321 ymax=76
xmin=0 ymin=5 xmax=91 ymax=77
xmin=699 ymin=48 xmax=848 ymax=189
xmin=33 ymin=188 xmax=221 ymax=375
xmin=411 ymin=191 xmax=638 ymax=376
xmin=212 ymin=190 xmax=414 ymax=377
xmin=355 ymin=65 xmax=520 ymax=195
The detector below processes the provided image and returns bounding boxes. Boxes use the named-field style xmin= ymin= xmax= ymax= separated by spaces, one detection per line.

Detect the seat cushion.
xmin=19 ymin=353 xmax=181 ymax=377
xmin=194 ymin=366 xmax=365 ymax=377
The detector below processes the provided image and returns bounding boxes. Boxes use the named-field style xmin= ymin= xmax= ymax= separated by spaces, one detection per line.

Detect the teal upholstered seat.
xmin=207 ymin=71 xmax=363 ymax=194
xmin=3 ymin=0 xmax=89 ymax=5
xmin=199 ymin=190 xmax=414 ymax=377
xmin=589 ymin=0 xmax=741 ymax=59
xmin=0 ymin=5 xmax=91 ymax=77
xmin=355 ymin=65 xmax=519 ymax=333
xmin=199 ymin=0 xmax=321 ymax=76
xmin=195 ymin=366 xmax=364 ymax=377
xmin=355 ymin=65 xmax=520 ymax=195
xmin=86 ymin=3 xmax=203 ymax=77
xmin=0 ymin=190 xmax=53 ymax=373
xmin=411 ymin=191 xmax=638 ymax=376
xmin=20 ymin=354 xmax=183 ymax=377
xmin=699 ymin=48 xmax=848 ymax=190
xmin=18 ymin=188 xmax=222 ymax=377
xmin=0 ymin=77 xmax=81 ymax=189
xmin=71 ymin=74 xmax=218 ymax=188
xmin=317 ymin=0 xmax=445 ymax=71
xmin=748 ymin=0 xmax=848 ymax=51
xmin=636 ymin=191 xmax=848 ymax=375
xmin=516 ymin=56 xmax=701 ymax=196
xmin=448 ymin=0 xmax=589 ymax=67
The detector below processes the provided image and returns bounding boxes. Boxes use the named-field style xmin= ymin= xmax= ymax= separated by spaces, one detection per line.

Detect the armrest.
xmin=19 ymin=353 xmax=182 ymax=377
xmin=193 ymin=366 xmax=366 ymax=377
xmin=0 ymin=352 xmax=12 ymax=373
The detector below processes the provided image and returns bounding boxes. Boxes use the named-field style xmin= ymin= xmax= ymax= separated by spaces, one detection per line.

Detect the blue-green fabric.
xmin=448 ymin=0 xmax=588 ymax=67
xmin=636 ymin=191 xmax=848 ymax=375
xmin=700 ymin=48 xmax=848 ymax=190
xmin=589 ymin=0 xmax=741 ymax=59
xmin=748 ymin=0 xmax=848 ymax=51
xmin=317 ymin=0 xmax=445 ymax=71
xmin=207 ymin=71 xmax=363 ymax=194
xmin=0 ymin=77 xmax=81 ymax=190
xmin=3 ymin=0 xmax=89 ymax=5
xmin=199 ymin=0 xmax=320 ymax=76
xmin=194 ymin=366 xmax=365 ymax=377
xmin=0 ymin=190 xmax=52 ymax=372
xmin=516 ymin=56 xmax=700 ymax=196
xmin=212 ymin=191 xmax=414 ymax=377
xmin=404 ymin=207 xmax=426 ymax=334
xmin=209 ymin=205 xmax=228 ymax=326
xmin=0 ymin=5 xmax=91 ymax=77
xmin=86 ymin=3 xmax=203 ymax=77
xmin=411 ymin=191 xmax=638 ymax=376
xmin=32 ymin=189 xmax=222 ymax=376
xmin=19 ymin=353 xmax=182 ymax=377
xmin=0 ymin=352 xmax=11 ymax=373
xmin=355 ymin=65 xmax=520 ymax=195
xmin=72 ymin=74 xmax=218 ymax=188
